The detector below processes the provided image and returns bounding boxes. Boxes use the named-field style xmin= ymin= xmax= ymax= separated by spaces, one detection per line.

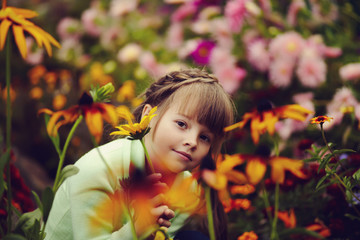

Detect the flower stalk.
xmin=53 ymin=115 xmax=83 ymax=191
xmin=205 ymin=185 xmax=215 ymax=240
xmin=5 ymin=32 xmax=13 ymax=233
xmin=141 ymin=138 xmax=155 ymax=173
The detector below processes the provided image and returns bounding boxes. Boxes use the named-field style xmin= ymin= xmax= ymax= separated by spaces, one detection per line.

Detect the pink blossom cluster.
xmin=246 ymin=31 xmax=342 ymax=88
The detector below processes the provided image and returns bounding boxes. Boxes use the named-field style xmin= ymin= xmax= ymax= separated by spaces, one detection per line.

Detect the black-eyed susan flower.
xmin=0 ymin=0 xmax=61 ymax=58
xmin=110 ymin=106 xmax=158 ymax=140
xmin=224 ymin=100 xmax=313 ymax=144
xmin=39 ymin=92 xmax=118 ymax=143
xmin=310 ymin=115 xmax=333 ymax=125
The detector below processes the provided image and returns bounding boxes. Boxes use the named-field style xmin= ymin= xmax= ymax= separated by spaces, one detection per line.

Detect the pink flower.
xmin=210 ymin=18 xmax=234 ymax=48
xmin=258 ymin=0 xmax=272 ymax=16
xmin=139 ymin=51 xmax=163 ymax=78
xmin=171 ymin=1 xmax=197 ymax=22
xmin=225 ymin=0 xmax=248 ymax=33
xmin=57 ymin=17 xmax=83 ymax=40
xmin=296 ymin=49 xmax=326 ymax=88
xmin=166 ymin=23 xmax=184 ymax=50
xmin=210 ymin=47 xmax=246 ymax=94
xmin=269 ymin=31 xmax=305 ymax=60
xmin=269 ymin=58 xmax=295 ymax=88
xmin=81 ymin=8 xmax=104 ymax=37
xmin=306 ymin=35 xmax=342 ymax=58
xmin=117 ymin=43 xmax=142 ymax=63
xmin=24 ymin=38 xmax=44 ymax=65
xmin=109 ymin=0 xmax=138 ymax=17
xmin=190 ymin=40 xmax=216 ymax=65
xmin=339 ymin=63 xmax=360 ymax=81
xmin=286 ymin=0 xmax=305 ymax=26
xmin=324 ymin=87 xmax=358 ymax=130
xmin=247 ymin=39 xmax=270 ymax=72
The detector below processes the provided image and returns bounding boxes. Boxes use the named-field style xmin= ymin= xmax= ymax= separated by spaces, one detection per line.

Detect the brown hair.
xmin=133 ymin=68 xmax=235 ymax=157
xmin=133 ymin=68 xmax=234 ymax=239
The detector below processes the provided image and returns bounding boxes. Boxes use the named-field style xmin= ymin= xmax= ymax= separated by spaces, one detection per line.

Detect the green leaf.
xmin=42 ymin=187 xmax=54 ymax=223
xmin=333 ymin=149 xmax=356 ymax=155
xmin=3 ymin=234 xmax=27 ymax=240
xmin=58 ymin=165 xmax=79 ymax=188
xmin=31 ymin=191 xmax=43 ymax=213
xmin=315 ymin=174 xmax=329 ymax=190
xmin=318 ymin=153 xmax=332 ymax=173
xmin=14 ymin=208 xmax=42 ymax=235
xmin=0 ymin=149 xmax=11 ymax=200
xmin=353 ymin=168 xmax=360 ymax=181
xmin=279 ymin=227 xmax=324 ymax=239
xmin=345 ymin=213 xmax=360 ymax=221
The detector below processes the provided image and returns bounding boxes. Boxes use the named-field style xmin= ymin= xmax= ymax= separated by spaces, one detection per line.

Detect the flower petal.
xmin=245 ymin=157 xmax=266 ymax=185
xmin=0 ymin=18 xmax=12 ymax=50
xmin=85 ymin=110 xmax=103 ymax=143
xmin=12 ymin=24 xmax=27 ymax=58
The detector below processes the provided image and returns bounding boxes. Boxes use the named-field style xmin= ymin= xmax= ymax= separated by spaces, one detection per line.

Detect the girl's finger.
xmin=163 ymin=208 xmax=175 ymax=219
xmin=150 ymin=205 xmax=170 ymax=218
xmin=158 ymin=218 xmax=171 ymax=228
xmin=146 ymin=173 xmax=162 ymax=183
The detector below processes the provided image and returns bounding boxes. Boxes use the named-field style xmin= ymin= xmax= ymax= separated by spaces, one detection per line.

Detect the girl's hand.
xmin=133 ymin=173 xmax=175 ymax=235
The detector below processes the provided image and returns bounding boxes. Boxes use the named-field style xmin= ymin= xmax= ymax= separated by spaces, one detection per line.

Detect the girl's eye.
xmin=200 ymin=134 xmax=211 ymax=143
xmin=176 ymin=120 xmax=187 ymax=128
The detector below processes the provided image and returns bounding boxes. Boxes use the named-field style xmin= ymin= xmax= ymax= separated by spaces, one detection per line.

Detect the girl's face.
xmin=143 ymin=103 xmax=214 ymax=174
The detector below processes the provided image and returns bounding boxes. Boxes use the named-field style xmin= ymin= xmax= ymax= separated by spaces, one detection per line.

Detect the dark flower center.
xmin=257 ymin=99 xmax=273 ymax=112
xmin=78 ymin=92 xmax=93 ymax=105
xmin=255 ymin=144 xmax=271 ymax=157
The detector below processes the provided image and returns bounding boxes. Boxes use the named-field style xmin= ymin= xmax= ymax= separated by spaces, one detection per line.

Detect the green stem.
xmin=5 ymin=32 xmax=13 ymax=233
xmin=320 ymin=125 xmax=360 ymax=203
xmin=141 ymin=139 xmax=155 ymax=173
xmin=320 ymin=124 xmax=345 ymax=169
xmin=53 ymin=116 xmax=83 ymax=191
xmin=270 ymin=182 xmax=279 ymax=240
xmin=205 ymin=186 xmax=215 ymax=240
xmin=261 ymin=182 xmax=273 ymax=224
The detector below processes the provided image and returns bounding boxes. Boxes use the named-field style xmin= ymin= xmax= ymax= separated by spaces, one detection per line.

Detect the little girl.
xmin=44 ymin=68 xmax=235 ymax=240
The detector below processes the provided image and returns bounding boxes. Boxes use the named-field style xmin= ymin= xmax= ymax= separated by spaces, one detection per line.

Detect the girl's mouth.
xmin=173 ymin=150 xmax=192 ymax=161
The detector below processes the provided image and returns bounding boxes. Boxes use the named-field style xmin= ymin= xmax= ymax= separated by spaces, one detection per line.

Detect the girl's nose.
xmin=183 ymin=132 xmax=197 ymax=149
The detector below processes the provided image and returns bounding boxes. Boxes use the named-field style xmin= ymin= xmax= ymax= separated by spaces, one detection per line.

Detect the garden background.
xmin=1 ymin=0 xmax=360 ymax=239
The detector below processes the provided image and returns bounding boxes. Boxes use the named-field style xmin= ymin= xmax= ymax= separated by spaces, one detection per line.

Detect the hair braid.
xmin=133 ymin=69 xmax=219 ymax=122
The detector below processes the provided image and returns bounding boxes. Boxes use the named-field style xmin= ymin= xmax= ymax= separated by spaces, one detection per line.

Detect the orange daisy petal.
xmin=246 ymin=157 xmax=266 ymax=185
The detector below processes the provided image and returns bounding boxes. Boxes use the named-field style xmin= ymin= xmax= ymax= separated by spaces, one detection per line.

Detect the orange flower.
xmin=225 ymin=101 xmax=312 ymax=144
xmin=224 ymin=198 xmax=251 ymax=213
xmin=306 ymin=222 xmax=331 ymax=239
xmin=310 ymin=115 xmax=333 ymax=124
xmin=202 ymin=154 xmax=247 ymax=190
xmin=278 ymin=208 xmax=296 ymax=228
xmin=238 ymin=231 xmax=258 ymax=240
xmin=230 ymin=184 xmax=255 ymax=195
xmin=202 ymin=154 xmax=247 ymax=208
xmin=241 ymin=154 xmax=307 ymax=185
xmin=0 ymin=0 xmax=60 ymax=58
xmin=39 ymin=92 xmax=118 ymax=143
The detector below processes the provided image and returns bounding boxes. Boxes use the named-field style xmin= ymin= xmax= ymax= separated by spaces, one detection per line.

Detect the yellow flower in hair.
xmin=111 ymin=106 xmax=158 ymax=140
xmin=0 ymin=0 xmax=61 ymax=58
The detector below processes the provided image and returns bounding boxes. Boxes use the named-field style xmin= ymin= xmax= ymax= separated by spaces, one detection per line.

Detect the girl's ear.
xmin=141 ymin=104 xmax=153 ymax=119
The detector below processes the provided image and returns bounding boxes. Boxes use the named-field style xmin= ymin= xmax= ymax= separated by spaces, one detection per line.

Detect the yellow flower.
xmin=243 ymin=154 xmax=307 ymax=185
xmin=111 ymin=106 xmax=158 ymax=140
xmin=310 ymin=115 xmax=333 ymax=124
xmin=0 ymin=0 xmax=61 ymax=58
xmin=225 ymin=101 xmax=313 ymax=144
xmin=39 ymin=92 xmax=118 ymax=143
xmin=164 ymin=175 xmax=203 ymax=214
